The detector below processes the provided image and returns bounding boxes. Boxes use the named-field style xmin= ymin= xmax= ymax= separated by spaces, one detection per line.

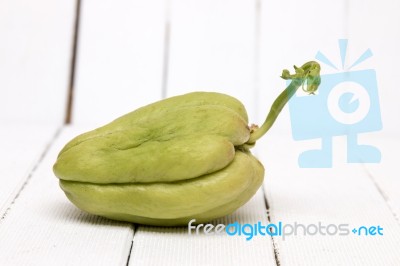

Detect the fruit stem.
xmin=247 ymin=61 xmax=321 ymax=145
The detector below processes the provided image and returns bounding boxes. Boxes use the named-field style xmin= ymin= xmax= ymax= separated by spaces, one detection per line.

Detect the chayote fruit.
xmin=53 ymin=61 xmax=320 ymax=226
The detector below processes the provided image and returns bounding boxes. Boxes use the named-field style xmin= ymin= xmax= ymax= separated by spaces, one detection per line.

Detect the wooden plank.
xmin=258 ymin=136 xmax=400 ymax=265
xmin=72 ymin=0 xmax=166 ymax=126
xmin=0 ymin=0 xmax=75 ymax=124
xmin=129 ymin=189 xmax=277 ymax=266
xmin=0 ymin=126 xmax=133 ymax=265
xmin=167 ymin=0 xmax=259 ymax=120
xmin=0 ymin=125 xmax=58 ymax=218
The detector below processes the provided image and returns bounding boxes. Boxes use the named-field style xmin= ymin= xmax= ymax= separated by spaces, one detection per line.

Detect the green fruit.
xmin=53 ymin=62 xmax=320 ymax=226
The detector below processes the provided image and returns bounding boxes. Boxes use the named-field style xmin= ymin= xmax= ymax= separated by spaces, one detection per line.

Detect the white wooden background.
xmin=1 ymin=0 xmax=400 ymax=265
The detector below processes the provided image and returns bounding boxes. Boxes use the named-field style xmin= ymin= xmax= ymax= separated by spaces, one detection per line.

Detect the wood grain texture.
xmin=72 ymin=0 xmax=166 ymax=126
xmin=167 ymin=0 xmax=259 ymax=120
xmin=0 ymin=125 xmax=58 ymax=218
xmin=0 ymin=0 xmax=75 ymax=124
xmin=0 ymin=127 xmax=133 ymax=265
xmin=129 ymin=189 xmax=276 ymax=266
xmin=361 ymin=136 xmax=400 ymax=222
xmin=259 ymin=136 xmax=400 ymax=266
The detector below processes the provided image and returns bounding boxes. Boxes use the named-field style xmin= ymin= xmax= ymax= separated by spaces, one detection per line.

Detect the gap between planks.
xmin=264 ymin=188 xmax=281 ymax=266
xmin=161 ymin=0 xmax=171 ymax=99
xmin=362 ymin=164 xmax=400 ymax=224
xmin=125 ymin=223 xmax=137 ymax=266
xmin=65 ymin=0 xmax=82 ymax=125
xmin=0 ymin=127 xmax=62 ymax=221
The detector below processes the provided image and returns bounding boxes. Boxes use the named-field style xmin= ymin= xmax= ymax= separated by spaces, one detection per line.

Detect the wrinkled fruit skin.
xmin=54 ymin=92 xmax=264 ymax=226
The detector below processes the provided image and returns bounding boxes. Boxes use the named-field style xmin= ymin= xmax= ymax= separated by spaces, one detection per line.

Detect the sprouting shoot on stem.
xmin=246 ymin=61 xmax=321 ymax=146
